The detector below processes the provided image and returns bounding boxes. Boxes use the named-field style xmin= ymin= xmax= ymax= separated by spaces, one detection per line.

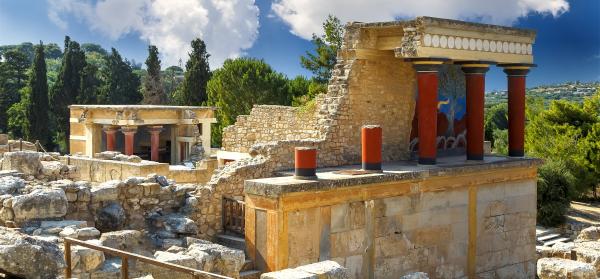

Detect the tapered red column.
xmin=501 ymin=64 xmax=534 ymax=157
xmin=103 ymin=125 xmax=119 ymax=151
xmin=459 ymin=62 xmax=492 ymax=160
xmin=147 ymin=126 xmax=163 ymax=162
xmin=121 ymin=126 xmax=137 ymax=156
xmin=406 ymin=58 xmax=447 ymax=165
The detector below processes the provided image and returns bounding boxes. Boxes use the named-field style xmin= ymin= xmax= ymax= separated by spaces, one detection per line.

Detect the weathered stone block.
xmin=12 ymin=189 xmax=67 ymax=221
xmin=91 ymin=181 xmax=121 ymax=202
xmin=331 ymin=203 xmax=350 ymax=233
xmin=537 ymin=258 xmax=596 ymax=279
xmin=71 ymin=245 xmax=105 ymax=272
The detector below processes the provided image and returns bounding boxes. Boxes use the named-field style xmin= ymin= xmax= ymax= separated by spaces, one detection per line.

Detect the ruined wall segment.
xmin=222 ymin=105 xmax=320 ymax=153
xmin=221 ymin=22 xmax=417 ymax=166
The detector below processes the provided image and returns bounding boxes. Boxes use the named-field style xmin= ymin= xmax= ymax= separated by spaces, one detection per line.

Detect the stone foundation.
xmin=244 ymin=157 xmax=541 ymax=278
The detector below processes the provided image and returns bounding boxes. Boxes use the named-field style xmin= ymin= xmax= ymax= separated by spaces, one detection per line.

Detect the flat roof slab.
xmin=245 ymin=156 xmax=542 ymax=198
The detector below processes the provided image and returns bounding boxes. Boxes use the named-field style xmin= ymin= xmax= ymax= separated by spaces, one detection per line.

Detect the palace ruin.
xmin=2 ymin=16 xmax=596 ymax=279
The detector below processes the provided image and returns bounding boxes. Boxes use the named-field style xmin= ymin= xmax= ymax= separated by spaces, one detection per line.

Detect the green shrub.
xmin=491 ymin=129 xmax=508 ymax=155
xmin=537 ymin=161 xmax=576 ymax=226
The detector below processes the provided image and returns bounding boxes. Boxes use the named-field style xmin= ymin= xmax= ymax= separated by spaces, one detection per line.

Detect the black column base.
xmin=467 ymin=154 xmax=484 ymax=161
xmin=362 ymin=162 xmax=382 ymax=171
xmin=295 ymin=168 xmax=317 ymax=180
xmin=509 ymin=150 xmax=525 ymax=157
xmin=418 ymin=157 xmax=436 ymax=165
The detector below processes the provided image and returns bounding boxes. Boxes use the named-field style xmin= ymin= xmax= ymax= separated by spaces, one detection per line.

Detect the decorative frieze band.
xmin=422 ymin=33 xmax=532 ymax=55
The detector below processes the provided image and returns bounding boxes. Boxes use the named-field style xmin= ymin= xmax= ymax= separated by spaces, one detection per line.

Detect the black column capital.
xmin=455 ymin=61 xmax=494 ymax=74
xmin=404 ymin=57 xmax=449 ymax=72
xmin=499 ymin=63 xmax=536 ymax=76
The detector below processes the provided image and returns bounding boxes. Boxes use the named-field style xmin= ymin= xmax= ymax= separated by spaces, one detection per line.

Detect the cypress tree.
xmin=26 ymin=42 xmax=50 ymax=146
xmin=50 ymin=36 xmax=86 ymax=152
xmin=142 ymin=45 xmax=166 ymax=104
xmin=77 ymin=64 xmax=100 ymax=104
xmin=173 ymin=38 xmax=210 ymax=105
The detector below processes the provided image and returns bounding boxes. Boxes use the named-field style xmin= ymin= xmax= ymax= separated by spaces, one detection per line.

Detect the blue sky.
xmin=0 ymin=0 xmax=598 ymax=91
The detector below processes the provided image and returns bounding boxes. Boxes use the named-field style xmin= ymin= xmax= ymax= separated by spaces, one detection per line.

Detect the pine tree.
xmin=98 ymin=48 xmax=142 ymax=104
xmin=25 ymin=42 xmax=51 ymax=146
xmin=142 ymin=45 xmax=166 ymax=104
xmin=50 ymin=36 xmax=86 ymax=152
xmin=173 ymin=38 xmax=210 ymax=105
xmin=300 ymin=15 xmax=344 ymax=83
xmin=0 ymin=49 xmax=30 ymax=133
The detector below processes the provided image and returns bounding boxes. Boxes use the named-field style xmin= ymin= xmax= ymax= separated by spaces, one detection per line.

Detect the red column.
xmin=410 ymin=60 xmax=446 ymax=165
xmin=294 ymin=147 xmax=317 ymax=179
xmin=103 ymin=126 xmax=118 ymax=151
xmin=361 ymin=125 xmax=382 ymax=171
xmin=121 ymin=127 xmax=137 ymax=156
xmin=461 ymin=64 xmax=490 ymax=160
xmin=147 ymin=126 xmax=163 ymax=162
xmin=503 ymin=66 xmax=531 ymax=157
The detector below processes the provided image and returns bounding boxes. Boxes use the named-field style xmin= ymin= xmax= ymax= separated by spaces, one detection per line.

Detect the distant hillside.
xmin=486 ymin=81 xmax=599 ymax=107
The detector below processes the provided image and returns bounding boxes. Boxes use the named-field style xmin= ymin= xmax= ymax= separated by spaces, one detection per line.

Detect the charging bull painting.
xmin=410 ymin=64 xmax=467 ymax=152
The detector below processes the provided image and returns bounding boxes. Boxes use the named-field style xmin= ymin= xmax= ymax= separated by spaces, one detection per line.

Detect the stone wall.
xmin=243 ymin=161 xmax=540 ymax=278
xmin=222 ymin=105 xmax=320 ymax=153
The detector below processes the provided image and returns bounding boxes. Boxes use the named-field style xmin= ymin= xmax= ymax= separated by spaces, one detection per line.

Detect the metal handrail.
xmin=64 ymin=237 xmax=233 ymax=279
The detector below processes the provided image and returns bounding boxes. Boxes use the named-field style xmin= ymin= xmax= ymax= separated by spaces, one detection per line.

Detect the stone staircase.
xmin=216 ymin=233 xmax=260 ymax=279
xmin=536 ymin=226 xmax=571 ymax=246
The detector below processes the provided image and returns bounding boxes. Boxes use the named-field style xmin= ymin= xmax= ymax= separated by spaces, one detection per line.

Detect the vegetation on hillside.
xmin=486 ymin=88 xmax=600 ymax=226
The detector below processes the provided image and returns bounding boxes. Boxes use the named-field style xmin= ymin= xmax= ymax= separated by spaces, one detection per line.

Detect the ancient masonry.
xmin=3 ymin=16 xmax=599 ymax=279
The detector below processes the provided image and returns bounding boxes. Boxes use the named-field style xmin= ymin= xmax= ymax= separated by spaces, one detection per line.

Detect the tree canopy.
xmin=98 ymin=48 xmax=142 ymax=104
xmin=207 ymin=58 xmax=291 ymax=145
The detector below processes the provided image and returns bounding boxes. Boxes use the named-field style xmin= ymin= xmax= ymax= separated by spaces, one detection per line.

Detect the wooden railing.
xmin=64 ymin=237 xmax=233 ymax=279
xmin=222 ymin=196 xmax=245 ymax=235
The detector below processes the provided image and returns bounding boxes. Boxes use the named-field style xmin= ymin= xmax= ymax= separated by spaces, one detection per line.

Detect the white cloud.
xmin=271 ymin=0 xmax=569 ymax=40
xmin=47 ymin=0 xmax=259 ymax=68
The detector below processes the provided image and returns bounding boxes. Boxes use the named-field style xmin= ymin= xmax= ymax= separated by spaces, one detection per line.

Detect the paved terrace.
xmin=245 ymin=155 xmax=543 ymax=198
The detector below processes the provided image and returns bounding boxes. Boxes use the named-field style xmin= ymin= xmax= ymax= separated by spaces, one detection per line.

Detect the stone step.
xmin=536 ymin=226 xmax=558 ymax=237
xmin=538 ymin=233 xmax=562 ymax=242
xmin=543 ymin=237 xmax=571 ymax=247
xmin=241 ymin=259 xmax=254 ymax=272
xmin=216 ymin=233 xmax=246 ymax=251
xmin=240 ymin=270 xmax=261 ymax=279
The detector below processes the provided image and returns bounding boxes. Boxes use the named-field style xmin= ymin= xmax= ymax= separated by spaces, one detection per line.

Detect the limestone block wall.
xmin=222 ymin=106 xmax=319 ymax=153
xmin=244 ymin=164 xmax=539 ymax=278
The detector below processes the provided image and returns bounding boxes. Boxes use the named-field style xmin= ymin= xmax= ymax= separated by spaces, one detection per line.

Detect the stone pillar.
xmin=103 ymin=125 xmax=119 ymax=151
xmin=406 ymin=58 xmax=447 ymax=165
xmin=501 ymin=64 xmax=535 ymax=157
xmin=121 ymin=126 xmax=137 ymax=156
xmin=147 ymin=126 xmax=163 ymax=162
xmin=459 ymin=62 xmax=492 ymax=160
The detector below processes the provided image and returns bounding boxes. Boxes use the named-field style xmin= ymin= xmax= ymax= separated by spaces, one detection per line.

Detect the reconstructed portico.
xmin=394 ymin=18 xmax=536 ymax=164
xmin=69 ymin=105 xmax=217 ymax=164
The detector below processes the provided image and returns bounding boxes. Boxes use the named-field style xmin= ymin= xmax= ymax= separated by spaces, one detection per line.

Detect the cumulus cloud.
xmin=271 ymin=0 xmax=569 ymax=40
xmin=47 ymin=0 xmax=259 ymax=68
